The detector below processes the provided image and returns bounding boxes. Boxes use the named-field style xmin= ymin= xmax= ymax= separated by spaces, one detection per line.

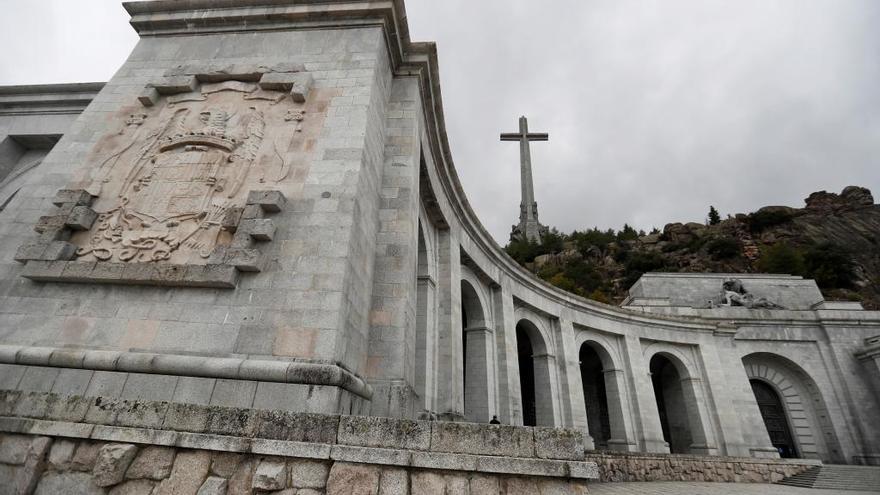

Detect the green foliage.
xmin=622 ymin=251 xmax=669 ymax=287
xmin=708 ymin=206 xmax=721 ymax=225
xmin=570 ymin=227 xmax=616 ymax=255
xmin=804 ymin=242 xmax=855 ymax=289
xmin=758 ymin=243 xmax=805 ymax=275
xmin=504 ymin=238 xmax=541 ymax=264
xmin=617 ymin=224 xmax=639 ymax=241
xmin=747 ymin=209 xmax=794 ymax=233
xmin=706 ymin=236 xmax=741 ymax=259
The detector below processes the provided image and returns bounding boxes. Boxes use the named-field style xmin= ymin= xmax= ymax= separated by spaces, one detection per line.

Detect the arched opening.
xmin=517 ymin=325 xmax=537 ymax=426
xmin=750 ymin=379 xmax=798 ymax=458
xmin=650 ymin=354 xmax=693 ymax=454
xmin=742 ymin=353 xmax=842 ymax=463
xmin=580 ymin=343 xmax=611 ymax=447
xmin=515 ymin=319 xmax=555 ymax=427
xmin=461 ymin=279 xmax=490 ymax=422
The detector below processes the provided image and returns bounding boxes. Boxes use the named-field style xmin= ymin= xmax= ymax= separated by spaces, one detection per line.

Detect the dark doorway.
xmin=580 ymin=344 xmax=611 ymax=447
xmin=516 ymin=324 xmax=537 ymax=426
xmin=650 ymin=354 xmax=693 ymax=454
xmin=750 ymin=379 xmax=798 ymax=458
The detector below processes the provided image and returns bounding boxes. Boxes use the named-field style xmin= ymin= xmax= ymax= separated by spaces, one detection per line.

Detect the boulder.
xmin=125 ymin=446 xmax=175 ymax=481
xmin=253 ymin=460 xmax=287 ymax=491
xmin=841 ymin=185 xmax=874 ymax=206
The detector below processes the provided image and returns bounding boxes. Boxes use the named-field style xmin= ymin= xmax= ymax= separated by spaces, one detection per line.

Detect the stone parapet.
xmin=585 ymin=451 xmax=820 ymax=483
xmin=0 ymin=390 xmax=597 ymax=481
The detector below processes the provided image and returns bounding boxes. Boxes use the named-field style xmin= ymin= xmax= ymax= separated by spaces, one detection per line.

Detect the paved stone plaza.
xmin=590 ymin=482 xmax=880 ymax=495
xmin=0 ymin=0 xmax=878 ymax=493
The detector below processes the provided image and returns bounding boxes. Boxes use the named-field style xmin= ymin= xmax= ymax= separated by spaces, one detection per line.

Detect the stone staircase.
xmin=778 ymin=464 xmax=880 ymax=491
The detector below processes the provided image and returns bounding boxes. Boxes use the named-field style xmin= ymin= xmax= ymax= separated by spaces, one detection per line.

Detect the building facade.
xmin=0 ymin=0 xmax=877 ymax=475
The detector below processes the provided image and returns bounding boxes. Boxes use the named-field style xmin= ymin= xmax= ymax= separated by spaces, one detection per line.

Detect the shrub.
xmin=708 ymin=206 xmax=721 ymax=225
xmin=706 ymin=237 xmax=741 ymax=259
xmin=804 ymin=242 xmax=855 ymax=289
xmin=747 ymin=209 xmax=794 ymax=233
xmin=758 ymin=242 xmax=805 ymax=275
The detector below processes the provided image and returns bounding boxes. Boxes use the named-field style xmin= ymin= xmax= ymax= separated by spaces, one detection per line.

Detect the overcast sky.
xmin=1 ymin=1 xmax=878 ymax=243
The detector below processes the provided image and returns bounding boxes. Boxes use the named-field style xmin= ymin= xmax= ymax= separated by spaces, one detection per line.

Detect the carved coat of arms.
xmin=71 ymin=77 xmax=313 ymax=265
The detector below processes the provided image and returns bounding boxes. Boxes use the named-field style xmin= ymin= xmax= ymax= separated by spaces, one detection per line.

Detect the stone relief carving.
xmin=708 ymin=279 xmax=785 ymax=309
xmin=71 ymin=75 xmax=305 ymax=265
xmin=15 ymin=66 xmax=328 ymax=287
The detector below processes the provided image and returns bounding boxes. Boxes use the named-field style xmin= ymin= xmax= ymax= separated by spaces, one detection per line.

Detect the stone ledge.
xmin=0 ymin=390 xmax=587 ymax=464
xmin=0 ymin=415 xmax=598 ymax=480
xmin=20 ymin=261 xmax=239 ymax=288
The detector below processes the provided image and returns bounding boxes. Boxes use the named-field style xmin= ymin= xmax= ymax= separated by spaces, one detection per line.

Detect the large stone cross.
xmin=501 ymin=116 xmax=549 ymax=242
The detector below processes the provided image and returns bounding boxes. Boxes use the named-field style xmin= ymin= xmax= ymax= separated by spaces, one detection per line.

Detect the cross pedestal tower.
xmin=501 ymin=116 xmax=549 ymax=243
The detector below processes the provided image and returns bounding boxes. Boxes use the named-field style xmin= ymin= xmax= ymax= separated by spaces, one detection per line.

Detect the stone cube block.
xmin=247 ymin=190 xmax=287 ymax=213
xmin=151 ymin=76 xmax=198 ymax=95
xmin=52 ymin=189 xmax=94 ymax=207
xmin=430 ymin=422 xmax=535 ymax=458
xmin=258 ymin=71 xmax=303 ymax=91
xmin=534 ymin=427 xmax=585 ymax=461
xmin=225 ymin=248 xmax=264 ymax=272
xmin=40 ymin=241 xmax=77 ymax=261
xmin=221 ymin=207 xmax=244 ymax=231
xmin=138 ymin=86 xmax=160 ymax=107
xmin=65 ymin=206 xmax=98 ymax=230
xmin=290 ymin=72 xmax=314 ymax=103
xmin=14 ymin=242 xmax=46 ymax=263
xmin=337 ymin=415 xmax=430 ymax=451
xmin=241 ymin=218 xmax=275 ymax=242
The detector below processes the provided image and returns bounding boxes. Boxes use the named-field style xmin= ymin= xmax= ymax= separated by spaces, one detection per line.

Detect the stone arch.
xmin=742 ymin=352 xmax=843 ymax=463
xmin=515 ymin=316 xmax=555 ymax=427
xmin=460 ymin=274 xmax=493 ymax=422
xmin=577 ymin=337 xmax=633 ymax=450
xmin=415 ymin=219 xmax=439 ymax=416
xmin=645 ymin=346 xmax=717 ymax=455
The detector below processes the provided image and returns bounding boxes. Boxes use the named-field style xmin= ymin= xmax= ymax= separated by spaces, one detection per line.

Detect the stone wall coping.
xmin=0 ymin=345 xmax=373 ymax=399
xmin=0 ymin=391 xmax=599 ymax=480
xmin=0 ymin=390 xmax=586 ymax=463
xmin=585 ymin=451 xmax=822 ymax=467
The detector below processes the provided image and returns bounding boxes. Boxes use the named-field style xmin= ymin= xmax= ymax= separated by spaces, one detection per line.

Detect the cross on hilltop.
xmin=501 ymin=116 xmax=549 ymax=243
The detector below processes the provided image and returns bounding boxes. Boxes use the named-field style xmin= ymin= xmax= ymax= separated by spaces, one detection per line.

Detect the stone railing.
xmin=586 ymin=451 xmax=820 ymax=483
xmin=0 ymin=390 xmax=597 ymax=494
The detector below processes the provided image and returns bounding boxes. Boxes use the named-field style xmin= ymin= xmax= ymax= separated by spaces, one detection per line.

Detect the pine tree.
xmin=708 ymin=206 xmax=721 ymax=226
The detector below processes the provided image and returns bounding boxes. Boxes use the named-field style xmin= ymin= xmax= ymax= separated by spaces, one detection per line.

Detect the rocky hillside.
xmin=505 ymin=186 xmax=880 ymax=309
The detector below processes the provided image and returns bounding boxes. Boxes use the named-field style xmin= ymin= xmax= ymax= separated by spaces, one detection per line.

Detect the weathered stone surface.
xmin=469 ymin=474 xmax=500 ymax=494
xmin=125 ymin=446 xmax=175 ymax=481
xmin=210 ymin=451 xmax=244 ymax=478
xmin=289 ymin=459 xmax=330 ymax=489
xmin=196 ymin=476 xmax=228 ymax=495
xmin=409 ymin=471 xmax=444 ymax=495
xmin=253 ymin=460 xmax=287 ymax=490
xmin=378 ymin=467 xmax=408 ymax=495
xmin=256 ymin=410 xmax=339 ymax=443
xmin=0 ymin=434 xmax=32 ymax=464
xmin=109 ymin=479 xmax=156 ymax=495
xmin=226 ymin=458 xmax=255 ymax=495
xmin=247 ymin=190 xmax=287 ymax=212
xmin=34 ymin=471 xmax=107 ymax=495
xmin=534 ymin=427 xmax=585 ymax=461
xmin=430 ymin=422 xmax=534 ymax=458
xmin=338 ymin=415 xmax=430 ymax=451
xmin=71 ymin=442 xmax=104 ymax=472
xmin=48 ymin=438 xmax=78 ymax=469
xmin=326 ymin=462 xmax=380 ymax=495
xmin=14 ymin=436 xmax=52 ymax=495
xmin=154 ymin=451 xmax=210 ymax=495
xmin=503 ymin=477 xmax=540 ymax=495
xmin=93 ymin=444 xmax=138 ymax=487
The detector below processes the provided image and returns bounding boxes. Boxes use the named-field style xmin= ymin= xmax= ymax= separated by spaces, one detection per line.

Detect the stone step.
xmin=778 ymin=464 xmax=880 ymax=491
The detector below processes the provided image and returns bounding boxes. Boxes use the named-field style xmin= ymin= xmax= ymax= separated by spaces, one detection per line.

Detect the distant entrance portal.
xmin=517 ymin=324 xmax=537 ymax=426
xmin=751 ymin=379 xmax=799 ymax=458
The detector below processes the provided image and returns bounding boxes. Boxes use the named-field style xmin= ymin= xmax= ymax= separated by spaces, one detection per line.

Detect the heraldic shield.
xmin=72 ymin=79 xmax=301 ymax=266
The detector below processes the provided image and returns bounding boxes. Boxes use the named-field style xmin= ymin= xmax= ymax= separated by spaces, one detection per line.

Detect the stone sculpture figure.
xmin=709 ymin=279 xmax=785 ymax=309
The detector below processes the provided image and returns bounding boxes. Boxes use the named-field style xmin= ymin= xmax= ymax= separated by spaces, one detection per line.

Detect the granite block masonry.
xmin=0 ymin=4 xmax=878 ymax=494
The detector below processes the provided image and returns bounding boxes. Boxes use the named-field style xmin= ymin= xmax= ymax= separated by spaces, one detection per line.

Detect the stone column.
xmin=602 ymin=368 xmax=639 ymax=452
xmin=533 ymin=353 xmax=559 ymax=427
xmin=435 ymin=229 xmax=464 ymax=420
xmin=624 ymin=335 xmax=669 ymax=453
xmin=556 ymin=318 xmax=592 ymax=447
xmin=493 ymin=282 xmax=521 ymax=425
xmin=680 ymin=377 xmax=719 ymax=456
xmin=415 ymin=274 xmax=438 ymax=413
xmin=464 ymin=325 xmax=495 ymax=423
